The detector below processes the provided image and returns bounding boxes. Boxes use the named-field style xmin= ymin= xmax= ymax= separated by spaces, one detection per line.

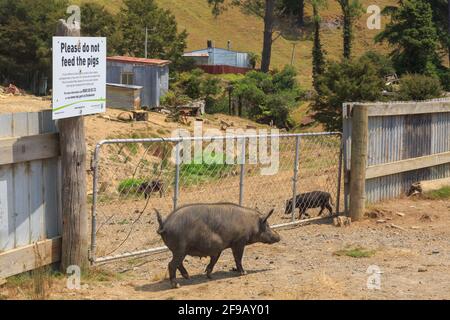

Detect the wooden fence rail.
xmin=343 ymin=100 xmax=450 ymax=220
xmin=0 ymin=110 xmax=62 ymax=279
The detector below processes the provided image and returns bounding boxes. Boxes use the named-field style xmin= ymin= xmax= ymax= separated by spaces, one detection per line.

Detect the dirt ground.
xmin=1 ymin=197 xmax=449 ymax=300
xmin=1 ymin=93 xmax=449 ymax=300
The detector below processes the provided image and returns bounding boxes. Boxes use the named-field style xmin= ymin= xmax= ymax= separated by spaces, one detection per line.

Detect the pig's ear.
xmin=263 ymin=209 xmax=275 ymax=223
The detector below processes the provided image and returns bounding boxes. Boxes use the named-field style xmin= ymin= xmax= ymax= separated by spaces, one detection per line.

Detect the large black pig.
xmin=155 ymin=203 xmax=281 ymax=288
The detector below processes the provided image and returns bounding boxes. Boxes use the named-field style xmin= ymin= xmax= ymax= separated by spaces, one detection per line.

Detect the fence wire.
xmin=90 ymin=133 xmax=343 ymax=264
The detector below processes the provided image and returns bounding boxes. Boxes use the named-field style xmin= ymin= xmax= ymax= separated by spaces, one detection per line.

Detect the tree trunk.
xmin=448 ymin=0 xmax=450 ymax=65
xmin=298 ymin=0 xmax=305 ymax=27
xmin=343 ymin=6 xmax=352 ymax=59
xmin=312 ymin=3 xmax=325 ymax=92
xmin=261 ymin=0 xmax=275 ymax=73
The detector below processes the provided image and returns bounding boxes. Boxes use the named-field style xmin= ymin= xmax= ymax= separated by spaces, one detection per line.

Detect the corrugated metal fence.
xmin=343 ymin=100 xmax=450 ymax=206
xmin=0 ymin=110 xmax=61 ymax=279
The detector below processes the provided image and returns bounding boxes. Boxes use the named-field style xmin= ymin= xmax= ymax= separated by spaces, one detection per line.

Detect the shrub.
xmin=437 ymin=68 xmax=450 ymax=92
xmin=230 ymin=66 xmax=301 ymax=128
xmin=359 ymin=51 xmax=395 ymax=79
xmin=205 ymin=95 xmax=229 ymax=114
xmin=398 ymin=74 xmax=443 ymax=101
xmin=312 ymin=57 xmax=384 ymax=132
xmin=160 ymin=90 xmax=190 ymax=107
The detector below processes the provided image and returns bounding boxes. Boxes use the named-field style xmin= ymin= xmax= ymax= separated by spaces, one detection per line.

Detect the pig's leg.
xmin=232 ymin=245 xmax=247 ymax=276
xmin=325 ymin=202 xmax=333 ymax=216
xmin=318 ymin=206 xmax=325 ymax=216
xmin=178 ymin=263 xmax=190 ymax=280
xmin=168 ymin=252 xmax=185 ymax=288
xmin=300 ymin=207 xmax=308 ymax=219
xmin=205 ymin=252 xmax=222 ymax=279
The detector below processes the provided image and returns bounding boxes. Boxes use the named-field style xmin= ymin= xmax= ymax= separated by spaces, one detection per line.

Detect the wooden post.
xmin=56 ymin=20 xmax=89 ymax=271
xmin=349 ymin=105 xmax=368 ymax=221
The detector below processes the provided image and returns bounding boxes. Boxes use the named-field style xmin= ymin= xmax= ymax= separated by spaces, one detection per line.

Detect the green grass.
xmin=117 ymin=178 xmax=145 ymax=195
xmin=424 ymin=186 xmax=450 ymax=200
xmin=180 ymin=152 xmax=237 ymax=186
xmin=334 ymin=246 xmax=376 ymax=258
xmin=82 ymin=268 xmax=121 ymax=283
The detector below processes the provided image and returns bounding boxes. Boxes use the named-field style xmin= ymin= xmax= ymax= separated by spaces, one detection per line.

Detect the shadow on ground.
xmin=135 ymin=268 xmax=270 ymax=292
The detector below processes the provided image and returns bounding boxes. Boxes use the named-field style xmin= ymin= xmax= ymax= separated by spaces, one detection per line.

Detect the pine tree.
xmin=79 ymin=3 xmax=119 ymax=55
xmin=311 ymin=0 xmax=326 ymax=93
xmin=375 ymin=0 xmax=441 ymax=75
xmin=337 ymin=0 xmax=362 ymax=59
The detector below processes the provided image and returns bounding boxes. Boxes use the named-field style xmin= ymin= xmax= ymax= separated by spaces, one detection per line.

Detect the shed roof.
xmin=107 ymin=56 xmax=171 ymax=66
xmin=106 ymin=83 xmax=143 ymax=90
xmin=183 ymin=52 xmax=210 ymax=57
xmin=184 ymin=47 xmax=250 ymax=55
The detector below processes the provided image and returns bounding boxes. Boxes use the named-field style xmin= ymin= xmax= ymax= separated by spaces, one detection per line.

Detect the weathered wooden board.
xmin=366 ymin=151 xmax=450 ymax=179
xmin=367 ymin=102 xmax=450 ymax=116
xmin=0 ymin=111 xmax=62 ymax=278
xmin=0 ymin=113 xmax=14 ymax=251
xmin=28 ymin=112 xmax=44 ymax=243
xmin=0 ymin=237 xmax=61 ymax=279
xmin=0 ymin=133 xmax=60 ymax=166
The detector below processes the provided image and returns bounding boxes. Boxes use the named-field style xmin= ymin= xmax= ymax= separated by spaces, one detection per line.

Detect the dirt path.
xmin=2 ymin=197 xmax=449 ymax=300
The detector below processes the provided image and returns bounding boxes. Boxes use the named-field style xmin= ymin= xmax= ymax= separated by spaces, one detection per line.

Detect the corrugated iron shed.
xmin=106 ymin=56 xmax=170 ymax=108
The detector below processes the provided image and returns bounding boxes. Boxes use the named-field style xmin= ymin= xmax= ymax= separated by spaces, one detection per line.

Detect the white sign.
xmin=52 ymin=37 xmax=106 ymax=120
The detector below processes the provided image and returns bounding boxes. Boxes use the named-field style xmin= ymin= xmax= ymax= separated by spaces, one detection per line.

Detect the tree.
xmin=207 ymin=0 xmax=285 ymax=73
xmin=281 ymin=0 xmax=305 ymax=27
xmin=230 ymin=66 xmax=300 ymax=127
xmin=427 ymin=0 xmax=450 ymax=65
xmin=261 ymin=0 xmax=276 ymax=72
xmin=118 ymin=0 xmax=188 ymax=66
xmin=0 ymin=0 xmax=68 ymax=89
xmin=311 ymin=0 xmax=327 ymax=93
xmin=79 ymin=3 xmax=119 ymax=55
xmin=312 ymin=56 xmax=384 ymax=131
xmin=337 ymin=0 xmax=362 ymax=59
xmin=375 ymin=0 xmax=441 ymax=75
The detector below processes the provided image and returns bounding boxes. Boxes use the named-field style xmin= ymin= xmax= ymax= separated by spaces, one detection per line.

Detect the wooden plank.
xmin=0 ymin=133 xmax=60 ymax=165
xmin=43 ymin=158 xmax=59 ymax=239
xmin=366 ymin=101 xmax=450 ymax=117
xmin=0 ymin=113 xmax=14 ymax=252
xmin=28 ymin=113 xmax=45 ymax=243
xmin=366 ymin=151 xmax=450 ymax=179
xmin=350 ymin=105 xmax=368 ymax=221
xmin=0 ymin=165 xmax=15 ymax=251
xmin=42 ymin=113 xmax=60 ymax=239
xmin=12 ymin=113 xmax=30 ymax=248
xmin=0 ymin=237 xmax=61 ymax=279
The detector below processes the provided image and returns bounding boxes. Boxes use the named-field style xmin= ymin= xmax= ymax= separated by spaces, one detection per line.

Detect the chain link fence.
xmin=89 ymin=132 xmax=343 ymax=264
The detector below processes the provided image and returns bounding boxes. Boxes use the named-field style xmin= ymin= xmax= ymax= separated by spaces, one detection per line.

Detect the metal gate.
xmin=89 ymin=132 xmax=343 ymax=264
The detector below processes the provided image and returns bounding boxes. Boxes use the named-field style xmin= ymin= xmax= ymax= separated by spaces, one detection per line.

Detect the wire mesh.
xmin=90 ymin=133 xmax=343 ymax=264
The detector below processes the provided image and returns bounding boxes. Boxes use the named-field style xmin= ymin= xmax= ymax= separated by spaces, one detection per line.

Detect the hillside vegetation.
xmin=77 ymin=0 xmax=396 ymax=88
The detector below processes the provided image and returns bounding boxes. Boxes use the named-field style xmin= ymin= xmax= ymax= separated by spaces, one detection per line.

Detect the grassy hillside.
xmin=77 ymin=0 xmax=397 ymax=88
